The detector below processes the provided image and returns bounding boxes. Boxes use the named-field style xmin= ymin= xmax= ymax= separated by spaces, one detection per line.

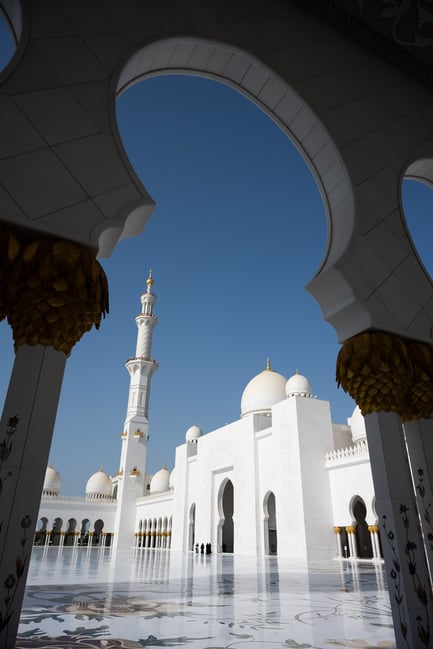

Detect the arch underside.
xmin=0 ymin=3 xmax=433 ymax=343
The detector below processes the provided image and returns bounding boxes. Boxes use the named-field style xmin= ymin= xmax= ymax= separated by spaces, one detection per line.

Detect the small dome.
xmin=286 ymin=372 xmax=312 ymax=398
xmin=169 ymin=468 xmax=176 ymax=489
xmin=349 ymin=405 xmax=367 ymax=444
xmin=150 ymin=466 xmax=170 ymax=493
xmin=241 ymin=361 xmax=287 ymax=418
xmin=85 ymin=467 xmax=112 ymax=499
xmin=185 ymin=423 xmax=202 ymax=443
xmin=43 ymin=465 xmax=61 ymax=496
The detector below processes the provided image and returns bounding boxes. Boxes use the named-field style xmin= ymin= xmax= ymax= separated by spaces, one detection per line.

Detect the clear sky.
xmin=0 ymin=19 xmax=432 ymax=495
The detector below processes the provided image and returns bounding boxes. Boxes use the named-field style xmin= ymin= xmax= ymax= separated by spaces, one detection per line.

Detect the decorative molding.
xmin=325 ymin=439 xmax=369 ymax=466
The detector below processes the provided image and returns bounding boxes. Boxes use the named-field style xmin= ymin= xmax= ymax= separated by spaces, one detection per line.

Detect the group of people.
xmin=195 ymin=542 xmax=212 ymax=554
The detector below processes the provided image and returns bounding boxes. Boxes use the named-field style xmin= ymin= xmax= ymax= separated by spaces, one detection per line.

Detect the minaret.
xmin=113 ymin=270 xmax=158 ymax=547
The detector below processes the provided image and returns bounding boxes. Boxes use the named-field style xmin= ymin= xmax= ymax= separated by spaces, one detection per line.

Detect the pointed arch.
xmin=80 ymin=519 xmax=90 ymax=545
xmin=34 ymin=517 xmax=48 ymax=546
xmin=51 ymin=517 xmax=62 ymax=546
xmin=351 ymin=495 xmax=372 ymax=559
xmin=65 ymin=518 xmax=77 ymax=546
xmin=188 ymin=503 xmax=196 ymax=551
xmin=263 ymin=491 xmax=277 ymax=556
xmin=217 ymin=478 xmax=234 ymax=553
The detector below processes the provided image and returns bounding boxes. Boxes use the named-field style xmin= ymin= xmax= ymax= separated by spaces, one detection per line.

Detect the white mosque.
xmin=36 ymin=273 xmax=381 ymax=562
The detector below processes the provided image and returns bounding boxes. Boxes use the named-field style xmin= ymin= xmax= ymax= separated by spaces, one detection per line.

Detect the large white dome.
xmin=150 ymin=466 xmax=170 ymax=493
xmin=241 ymin=363 xmax=287 ymax=418
xmin=43 ymin=465 xmax=61 ymax=496
xmin=85 ymin=467 xmax=112 ymax=499
xmin=286 ymin=372 xmax=312 ymax=397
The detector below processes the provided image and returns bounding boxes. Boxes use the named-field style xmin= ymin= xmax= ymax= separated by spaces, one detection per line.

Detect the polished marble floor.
xmin=17 ymin=547 xmax=396 ymax=648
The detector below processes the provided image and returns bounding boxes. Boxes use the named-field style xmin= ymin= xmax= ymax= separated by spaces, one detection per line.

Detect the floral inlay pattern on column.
xmin=0 ymin=415 xmax=17 ymax=506
xmin=382 ymin=506 xmax=431 ymax=647
xmin=0 ymin=417 xmax=33 ymax=638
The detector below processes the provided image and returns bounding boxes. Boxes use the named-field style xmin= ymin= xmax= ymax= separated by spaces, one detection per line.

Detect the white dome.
xmin=349 ymin=405 xmax=367 ymax=444
xmin=241 ymin=363 xmax=287 ymax=417
xmin=85 ymin=468 xmax=112 ymax=499
xmin=169 ymin=468 xmax=176 ymax=490
xmin=286 ymin=372 xmax=312 ymax=397
xmin=43 ymin=465 xmax=61 ymax=495
xmin=150 ymin=466 xmax=170 ymax=493
xmin=185 ymin=423 xmax=202 ymax=443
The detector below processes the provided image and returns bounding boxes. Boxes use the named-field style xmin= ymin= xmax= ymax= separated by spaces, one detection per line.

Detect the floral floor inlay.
xmin=17 ymin=548 xmax=396 ymax=648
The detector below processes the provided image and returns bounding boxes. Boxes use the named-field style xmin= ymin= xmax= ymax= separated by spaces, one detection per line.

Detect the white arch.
xmin=113 ymin=36 xmax=355 ymax=277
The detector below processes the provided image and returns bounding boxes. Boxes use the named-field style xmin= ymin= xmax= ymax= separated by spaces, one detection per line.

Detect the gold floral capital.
xmin=334 ymin=526 xmax=341 ymax=534
xmin=345 ymin=526 xmax=356 ymax=534
xmin=336 ymin=330 xmax=433 ymax=421
xmin=2 ymin=236 xmax=109 ymax=355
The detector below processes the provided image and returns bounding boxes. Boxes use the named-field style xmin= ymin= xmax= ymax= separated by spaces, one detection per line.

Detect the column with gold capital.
xmin=337 ymin=331 xmax=433 ymax=649
xmin=0 ymin=231 xmax=108 ymax=648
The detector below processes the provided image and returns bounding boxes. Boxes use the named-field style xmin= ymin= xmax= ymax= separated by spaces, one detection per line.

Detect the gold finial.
xmin=296 ymin=368 xmax=299 ymax=375
xmin=146 ymin=268 xmax=154 ymax=288
xmin=266 ymin=357 xmax=271 ymax=371
xmin=163 ymin=463 xmax=167 ymax=470
xmin=99 ymin=465 xmax=103 ymax=472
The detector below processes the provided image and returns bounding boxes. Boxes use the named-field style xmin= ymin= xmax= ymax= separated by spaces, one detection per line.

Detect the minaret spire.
xmin=113 ymin=270 xmax=159 ymax=547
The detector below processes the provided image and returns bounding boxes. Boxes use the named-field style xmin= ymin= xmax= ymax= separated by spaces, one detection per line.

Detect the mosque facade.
xmin=37 ymin=275 xmax=381 ymax=561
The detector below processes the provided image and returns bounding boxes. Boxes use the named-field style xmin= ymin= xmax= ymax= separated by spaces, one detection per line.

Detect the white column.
xmin=0 ymin=344 xmax=66 ymax=649
xmin=403 ymin=418 xmax=433 ymax=583
xmin=365 ymin=411 xmax=433 ymax=648
xmin=346 ymin=526 xmax=357 ymax=558
xmin=334 ymin=527 xmax=343 ymax=558
xmin=368 ymin=526 xmax=381 ymax=559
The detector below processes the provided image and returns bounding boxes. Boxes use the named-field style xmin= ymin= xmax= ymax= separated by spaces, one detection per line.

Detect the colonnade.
xmin=334 ymin=525 xmax=382 ymax=560
xmin=135 ymin=517 xmax=172 ymax=549
xmin=35 ymin=530 xmax=113 ymax=549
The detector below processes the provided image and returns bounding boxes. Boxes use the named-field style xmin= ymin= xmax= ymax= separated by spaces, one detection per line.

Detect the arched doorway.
xmin=51 ymin=517 xmax=62 ymax=546
xmin=65 ymin=518 xmax=76 ymax=546
xmin=352 ymin=496 xmax=372 ymax=559
xmin=188 ymin=503 xmax=196 ymax=551
xmin=80 ymin=519 xmax=90 ymax=546
xmin=218 ymin=479 xmax=234 ymax=553
xmin=34 ymin=517 xmax=48 ymax=546
xmin=264 ymin=491 xmax=277 ymax=555
xmin=93 ymin=519 xmax=104 ymax=545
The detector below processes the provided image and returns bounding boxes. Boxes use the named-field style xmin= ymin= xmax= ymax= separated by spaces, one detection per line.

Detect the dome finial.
xmin=146 ymin=268 xmax=154 ymax=291
xmin=266 ymin=357 xmax=271 ymax=371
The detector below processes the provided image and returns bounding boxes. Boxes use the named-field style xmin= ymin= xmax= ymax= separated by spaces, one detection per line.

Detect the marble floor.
xmin=17 ymin=547 xmax=396 ymax=648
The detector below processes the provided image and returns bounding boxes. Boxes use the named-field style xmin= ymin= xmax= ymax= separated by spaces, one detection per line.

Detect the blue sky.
xmin=0 ymin=19 xmax=432 ymax=495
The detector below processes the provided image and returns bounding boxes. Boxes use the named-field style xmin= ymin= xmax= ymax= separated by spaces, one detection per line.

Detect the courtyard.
xmin=16 ymin=548 xmax=395 ymax=648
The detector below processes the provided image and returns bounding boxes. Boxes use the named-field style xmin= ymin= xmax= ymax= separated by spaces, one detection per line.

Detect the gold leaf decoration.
xmin=336 ymin=331 xmax=433 ymax=421
xmin=6 ymin=237 xmax=109 ymax=355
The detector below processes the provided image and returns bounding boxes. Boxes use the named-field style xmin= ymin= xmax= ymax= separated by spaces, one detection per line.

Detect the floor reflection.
xmin=18 ymin=547 xmax=396 ymax=648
